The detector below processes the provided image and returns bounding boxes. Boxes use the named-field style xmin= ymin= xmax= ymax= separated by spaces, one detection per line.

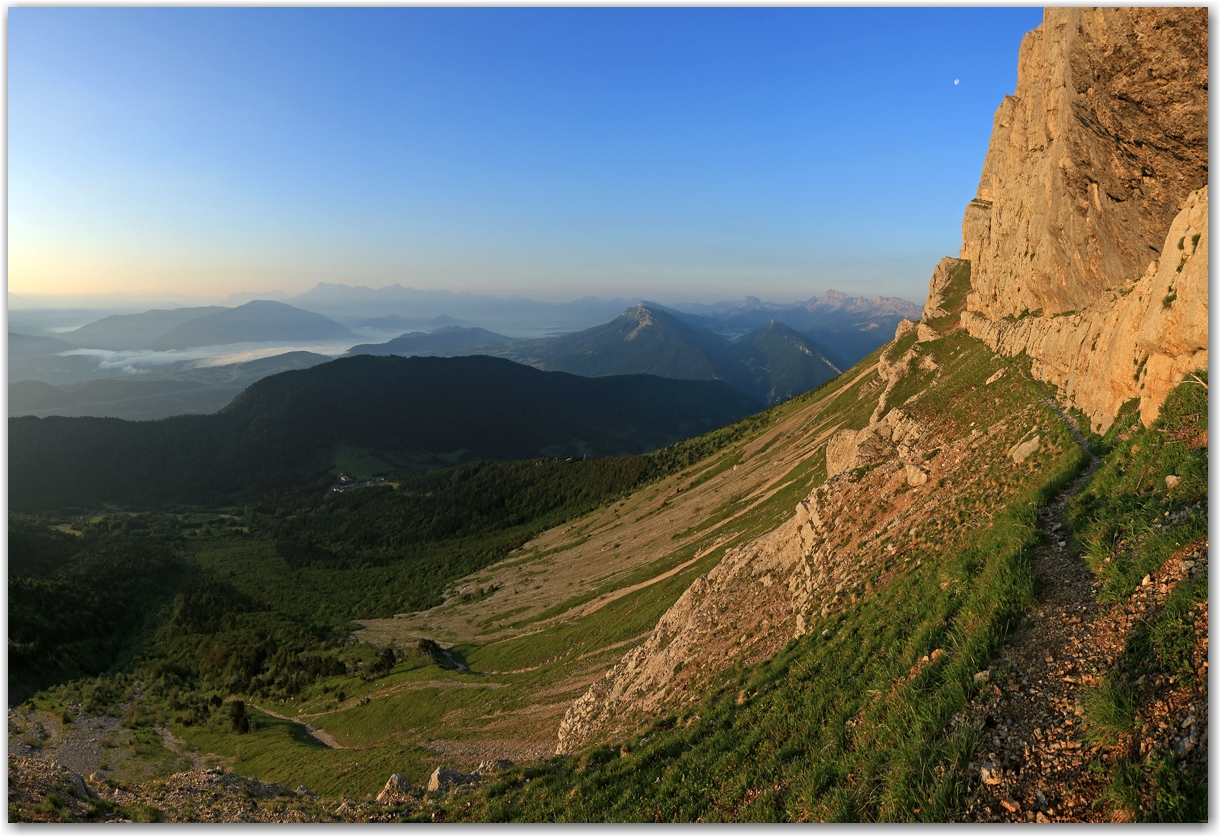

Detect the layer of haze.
xmin=10 ymin=7 xmax=1043 ymax=306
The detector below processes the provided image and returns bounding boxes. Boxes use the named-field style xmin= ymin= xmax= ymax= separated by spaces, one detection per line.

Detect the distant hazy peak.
xmin=802 ymin=290 xmax=922 ymax=317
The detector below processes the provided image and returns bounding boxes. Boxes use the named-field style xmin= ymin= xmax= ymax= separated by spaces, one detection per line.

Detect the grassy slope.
xmin=1069 ymin=374 xmax=1208 ymax=821
xmin=119 ymin=300 xmax=1089 ymax=810
xmin=429 ymin=306 xmax=1100 ymax=821
xmin=12 ymin=343 xmax=882 ymax=798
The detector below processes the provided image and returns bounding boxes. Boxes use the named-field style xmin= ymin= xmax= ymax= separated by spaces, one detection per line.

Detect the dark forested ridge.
xmin=10 ymin=354 xmax=760 ymax=510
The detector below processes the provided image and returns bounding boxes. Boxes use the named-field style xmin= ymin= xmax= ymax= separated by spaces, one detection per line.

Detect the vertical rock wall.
xmin=957 ymin=7 xmax=1208 ymax=432
xmin=961 ymin=187 xmax=1207 ymax=432
xmin=963 ymin=7 xmax=1208 ymax=319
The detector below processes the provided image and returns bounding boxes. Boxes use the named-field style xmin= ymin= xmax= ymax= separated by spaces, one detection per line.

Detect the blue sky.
xmin=9 ymin=7 xmax=1043 ymax=305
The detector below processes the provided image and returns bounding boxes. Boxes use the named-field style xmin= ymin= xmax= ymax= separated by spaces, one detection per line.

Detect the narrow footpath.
xmin=956 ymin=404 xmax=1208 ymax=822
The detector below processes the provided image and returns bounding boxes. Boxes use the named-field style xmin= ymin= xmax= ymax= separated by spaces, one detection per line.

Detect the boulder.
xmin=64 ymin=769 xmax=97 ymax=801
xmin=426 ymin=767 xmax=479 ymax=793
xmin=376 ymin=773 xmax=421 ymax=805
xmin=1009 ymin=435 xmax=1040 ymax=464
xmin=905 ymin=465 xmax=928 ymax=487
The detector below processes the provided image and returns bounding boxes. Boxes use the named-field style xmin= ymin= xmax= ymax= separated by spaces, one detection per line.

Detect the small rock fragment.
xmin=1173 ymin=736 xmax=1195 ymax=759
xmin=1165 ymin=474 xmax=1181 ymax=489
xmin=980 ymin=761 xmax=1004 ymax=785
xmin=377 ymin=772 xmax=421 ymax=804
xmin=1001 ymin=798 xmax=1021 ymax=813
xmin=427 ymin=767 xmax=479 ymax=793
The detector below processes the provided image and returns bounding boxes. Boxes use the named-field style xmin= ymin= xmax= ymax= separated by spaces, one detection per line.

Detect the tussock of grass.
xmin=1081 ymin=676 xmax=1137 ymax=745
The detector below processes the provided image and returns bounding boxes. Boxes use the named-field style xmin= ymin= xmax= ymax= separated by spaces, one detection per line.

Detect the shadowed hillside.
xmin=9 ymin=354 xmax=760 ymax=509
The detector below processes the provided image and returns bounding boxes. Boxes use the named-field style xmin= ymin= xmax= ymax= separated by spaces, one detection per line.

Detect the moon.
xmin=954 ymin=79 xmax=960 ymax=85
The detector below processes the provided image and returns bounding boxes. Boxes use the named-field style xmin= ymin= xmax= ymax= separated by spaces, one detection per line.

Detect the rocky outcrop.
xmin=426 ymin=767 xmax=479 ymax=793
xmin=922 ymin=257 xmax=964 ymax=320
xmin=964 ymin=187 xmax=1207 ymax=431
xmin=958 ymin=7 xmax=1208 ymax=432
xmin=962 ymin=7 xmax=1207 ymax=320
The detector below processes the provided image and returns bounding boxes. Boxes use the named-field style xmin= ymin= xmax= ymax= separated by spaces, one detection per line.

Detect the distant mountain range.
xmin=63 ymin=306 xmax=228 ymax=350
xmin=349 ymin=314 xmax=476 ymax=332
xmin=10 ymin=289 xmax=918 ymax=414
xmin=147 ymin=301 xmax=353 ymax=350
xmin=10 ymin=354 xmax=760 ymax=509
xmin=665 ymin=291 xmax=922 ymax=364
xmin=59 ymin=300 xmax=352 ymax=351
xmin=348 ymin=303 xmax=848 ymax=405
xmin=8 ymin=301 xmax=354 ymax=389
xmin=285 ymin=284 xmax=638 ymax=335
xmin=9 ymin=333 xmax=78 ymax=359
xmin=348 ymin=327 xmax=515 ymax=358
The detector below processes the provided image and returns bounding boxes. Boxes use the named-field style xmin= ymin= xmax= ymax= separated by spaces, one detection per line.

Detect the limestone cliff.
xmin=554 ymin=7 xmax=1208 ymax=752
xmin=963 ymin=187 xmax=1207 ymax=431
xmin=959 ymin=7 xmax=1208 ymax=431
xmin=962 ymin=7 xmax=1207 ymax=319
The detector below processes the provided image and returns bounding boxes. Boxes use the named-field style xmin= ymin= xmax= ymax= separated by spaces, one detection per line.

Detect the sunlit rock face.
xmin=961 ymin=7 xmax=1207 ymax=320
xmin=958 ymin=7 xmax=1208 ymax=432
xmin=964 ymin=186 xmax=1207 ymax=433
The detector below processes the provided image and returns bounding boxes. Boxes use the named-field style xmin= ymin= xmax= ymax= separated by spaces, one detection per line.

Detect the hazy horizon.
xmin=11 ymin=7 xmax=1042 ymax=307
xmin=8 ymin=280 xmax=925 ymax=313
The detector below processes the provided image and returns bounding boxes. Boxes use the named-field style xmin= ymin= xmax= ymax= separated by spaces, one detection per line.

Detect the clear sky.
xmin=9 ymin=7 xmax=1044 ymax=305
